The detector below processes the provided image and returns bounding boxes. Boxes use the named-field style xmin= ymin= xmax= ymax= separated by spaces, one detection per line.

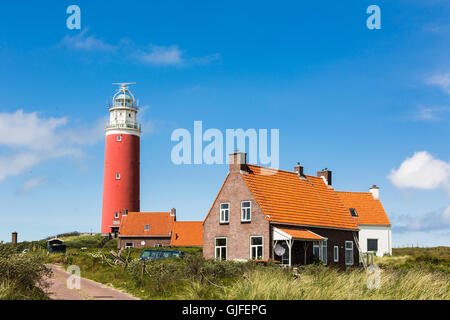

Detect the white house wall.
xmin=359 ymin=225 xmax=392 ymax=257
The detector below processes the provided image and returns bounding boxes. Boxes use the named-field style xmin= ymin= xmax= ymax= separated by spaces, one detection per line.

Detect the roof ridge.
xmin=247 ymin=164 xmax=320 ymax=179
xmin=335 ymin=191 xmax=371 ymax=195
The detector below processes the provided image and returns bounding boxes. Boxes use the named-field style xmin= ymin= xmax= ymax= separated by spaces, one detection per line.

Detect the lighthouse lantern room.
xmin=101 ymin=83 xmax=141 ymax=235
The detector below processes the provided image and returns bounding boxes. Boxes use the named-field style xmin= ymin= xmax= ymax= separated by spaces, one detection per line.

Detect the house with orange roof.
xmin=203 ymin=152 xmax=361 ymax=268
xmin=170 ymin=221 xmax=203 ymax=247
xmin=118 ymin=209 xmax=203 ymax=249
xmin=336 ymin=188 xmax=392 ymax=257
xmin=118 ymin=210 xmax=177 ymax=248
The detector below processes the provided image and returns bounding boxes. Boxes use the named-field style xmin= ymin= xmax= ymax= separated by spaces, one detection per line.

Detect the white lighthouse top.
xmin=106 ymin=83 xmax=141 ymax=136
xmin=111 ymin=83 xmax=137 ymax=110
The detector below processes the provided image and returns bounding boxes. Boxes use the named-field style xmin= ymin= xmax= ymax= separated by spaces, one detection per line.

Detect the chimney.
xmin=317 ymin=168 xmax=332 ymax=186
xmin=229 ymin=151 xmax=247 ymax=173
xmin=12 ymin=232 xmax=17 ymax=245
xmin=170 ymin=208 xmax=177 ymax=220
xmin=370 ymin=185 xmax=380 ymax=199
xmin=294 ymin=162 xmax=304 ymax=177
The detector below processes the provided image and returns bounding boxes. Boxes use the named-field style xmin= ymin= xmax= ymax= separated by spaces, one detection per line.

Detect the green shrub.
xmin=0 ymin=244 xmax=52 ymax=300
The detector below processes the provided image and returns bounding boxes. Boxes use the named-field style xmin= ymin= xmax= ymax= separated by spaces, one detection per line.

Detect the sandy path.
xmin=44 ymin=264 xmax=139 ymax=300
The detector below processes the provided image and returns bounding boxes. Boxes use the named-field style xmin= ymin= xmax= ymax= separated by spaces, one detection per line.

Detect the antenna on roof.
xmin=112 ymin=82 xmax=136 ymax=88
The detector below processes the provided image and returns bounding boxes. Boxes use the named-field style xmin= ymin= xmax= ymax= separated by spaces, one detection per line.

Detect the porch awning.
xmin=273 ymin=227 xmax=327 ymax=241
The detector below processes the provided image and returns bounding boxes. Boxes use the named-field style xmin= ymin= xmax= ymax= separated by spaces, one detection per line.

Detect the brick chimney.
xmin=294 ymin=162 xmax=304 ymax=177
xmin=229 ymin=152 xmax=247 ymax=174
xmin=317 ymin=168 xmax=332 ymax=186
xmin=370 ymin=185 xmax=380 ymax=199
xmin=12 ymin=232 xmax=17 ymax=245
xmin=171 ymin=208 xmax=177 ymax=220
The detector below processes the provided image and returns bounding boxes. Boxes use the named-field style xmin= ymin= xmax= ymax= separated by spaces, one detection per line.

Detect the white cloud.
xmin=392 ymin=206 xmax=450 ymax=233
xmin=0 ymin=110 xmax=104 ymax=181
xmin=388 ymin=151 xmax=450 ymax=192
xmin=427 ymin=73 xmax=450 ymax=94
xmin=56 ymin=31 xmax=220 ymax=67
xmin=134 ymin=44 xmax=221 ymax=67
xmin=17 ymin=177 xmax=46 ymax=195
xmin=136 ymin=45 xmax=184 ymax=66
xmin=59 ymin=29 xmax=118 ymax=52
xmin=414 ymin=106 xmax=450 ymax=121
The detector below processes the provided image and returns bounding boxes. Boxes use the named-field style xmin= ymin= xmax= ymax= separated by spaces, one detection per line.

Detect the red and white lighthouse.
xmin=101 ymin=83 xmax=141 ymax=234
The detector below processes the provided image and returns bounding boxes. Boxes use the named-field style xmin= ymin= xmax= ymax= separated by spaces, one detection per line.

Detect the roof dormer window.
xmin=349 ymin=208 xmax=358 ymax=217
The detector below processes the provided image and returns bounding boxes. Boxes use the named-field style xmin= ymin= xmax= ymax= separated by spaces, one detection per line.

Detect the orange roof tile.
xmin=277 ymin=228 xmax=326 ymax=240
xmin=170 ymin=221 xmax=203 ymax=246
xmin=241 ymin=165 xmax=359 ymax=230
xmin=119 ymin=212 xmax=175 ymax=237
xmin=336 ymin=192 xmax=391 ymax=226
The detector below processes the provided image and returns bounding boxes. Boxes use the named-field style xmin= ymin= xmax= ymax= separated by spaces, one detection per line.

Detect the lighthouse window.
xmin=114 ymin=212 xmax=119 ymax=219
xmin=117 ymin=135 xmax=122 ymax=142
xmin=115 ymin=173 xmax=121 ymax=180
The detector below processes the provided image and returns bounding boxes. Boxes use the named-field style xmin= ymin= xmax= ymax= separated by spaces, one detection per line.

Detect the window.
xmin=114 ymin=212 xmax=119 ymax=219
xmin=144 ymin=224 xmax=150 ymax=231
xmin=220 ymin=203 xmax=229 ymax=223
xmin=313 ymin=241 xmax=327 ymax=264
xmin=115 ymin=173 xmax=121 ymax=180
xmin=215 ymin=238 xmax=227 ymax=260
xmin=349 ymin=208 xmax=358 ymax=217
xmin=241 ymin=201 xmax=251 ymax=222
xmin=280 ymin=242 xmax=289 ymax=265
xmin=313 ymin=241 xmax=320 ymax=259
xmin=367 ymin=239 xmax=378 ymax=252
xmin=125 ymin=242 xmax=134 ymax=248
xmin=250 ymin=236 xmax=263 ymax=260
xmin=345 ymin=241 xmax=354 ymax=265
xmin=334 ymin=246 xmax=339 ymax=262
xmin=117 ymin=135 xmax=122 ymax=142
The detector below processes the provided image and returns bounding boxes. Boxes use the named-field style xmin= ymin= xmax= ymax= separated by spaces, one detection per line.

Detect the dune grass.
xmin=217 ymin=266 xmax=449 ymax=300
xmin=25 ymin=235 xmax=450 ymax=300
xmin=50 ymin=246 xmax=449 ymax=300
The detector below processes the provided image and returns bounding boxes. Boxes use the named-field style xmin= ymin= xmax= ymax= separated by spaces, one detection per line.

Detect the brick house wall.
xmin=203 ymin=152 xmax=360 ymax=268
xmin=203 ymin=170 xmax=271 ymax=261
xmin=118 ymin=237 xmax=171 ymax=248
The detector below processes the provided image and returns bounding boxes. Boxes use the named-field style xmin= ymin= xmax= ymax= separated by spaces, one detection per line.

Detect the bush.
xmin=0 ymin=244 xmax=52 ymax=300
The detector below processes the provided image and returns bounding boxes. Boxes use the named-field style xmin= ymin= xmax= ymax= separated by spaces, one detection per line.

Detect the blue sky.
xmin=0 ymin=1 xmax=449 ymax=246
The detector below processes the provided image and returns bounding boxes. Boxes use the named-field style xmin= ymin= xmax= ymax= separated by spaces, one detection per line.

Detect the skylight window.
xmin=349 ymin=208 xmax=358 ymax=217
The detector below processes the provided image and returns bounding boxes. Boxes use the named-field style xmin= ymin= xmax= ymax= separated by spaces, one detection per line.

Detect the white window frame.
xmin=241 ymin=201 xmax=251 ymax=222
xmin=117 ymin=135 xmax=122 ymax=142
xmin=114 ymin=212 xmax=119 ymax=219
xmin=322 ymin=240 xmax=327 ymax=265
xmin=220 ymin=203 xmax=230 ymax=223
xmin=125 ymin=242 xmax=134 ymax=248
xmin=215 ymin=237 xmax=227 ymax=260
xmin=345 ymin=241 xmax=354 ymax=266
xmin=115 ymin=173 xmax=121 ymax=180
xmin=334 ymin=246 xmax=339 ymax=262
xmin=313 ymin=241 xmax=320 ymax=259
xmin=250 ymin=236 xmax=264 ymax=260
xmin=367 ymin=238 xmax=378 ymax=252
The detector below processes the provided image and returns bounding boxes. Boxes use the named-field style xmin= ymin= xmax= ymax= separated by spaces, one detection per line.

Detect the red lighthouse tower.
xmin=101 ymin=83 xmax=141 ymax=235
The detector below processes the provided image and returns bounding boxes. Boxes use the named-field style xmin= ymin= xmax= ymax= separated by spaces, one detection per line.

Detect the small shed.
xmin=47 ymin=238 xmax=66 ymax=253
